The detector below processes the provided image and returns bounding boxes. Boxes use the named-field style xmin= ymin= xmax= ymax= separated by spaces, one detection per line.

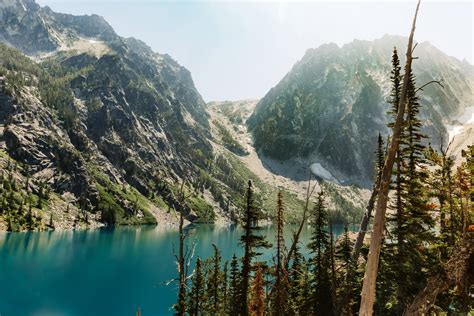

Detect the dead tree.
xmin=359 ymin=1 xmax=421 ymax=314
xmin=404 ymin=239 xmax=474 ymax=315
xmin=174 ymin=177 xmax=195 ymax=316
xmin=284 ymin=171 xmax=317 ymax=270
xmin=352 ymin=178 xmax=380 ymax=262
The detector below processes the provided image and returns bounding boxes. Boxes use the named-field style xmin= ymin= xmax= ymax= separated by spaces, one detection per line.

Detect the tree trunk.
xmin=285 ymin=172 xmax=315 ymax=270
xmin=176 ymin=179 xmax=188 ymax=316
xmin=352 ymin=179 xmax=379 ymax=261
xmin=404 ymin=239 xmax=474 ymax=315
xmin=358 ymin=1 xmax=421 ymax=314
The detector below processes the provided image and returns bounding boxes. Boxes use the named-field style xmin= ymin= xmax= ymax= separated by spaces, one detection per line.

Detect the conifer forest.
xmin=0 ymin=0 xmax=472 ymax=315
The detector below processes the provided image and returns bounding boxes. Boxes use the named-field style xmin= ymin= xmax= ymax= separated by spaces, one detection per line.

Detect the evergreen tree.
xmin=221 ymin=261 xmax=229 ymax=310
xmin=388 ymin=47 xmax=402 ymax=126
xmin=308 ymin=191 xmax=334 ymax=315
xmin=26 ymin=206 xmax=33 ymax=230
xmin=288 ymin=240 xmax=304 ymax=314
xmin=374 ymin=240 xmax=396 ymax=316
xmin=228 ymin=254 xmax=241 ymax=315
xmin=249 ymin=263 xmax=265 ymax=316
xmin=336 ymin=224 xmax=358 ymax=315
xmin=454 ymin=148 xmax=472 ymax=236
xmin=49 ymin=213 xmax=55 ymax=229
xmin=328 ymin=218 xmax=337 ymax=309
xmin=239 ymin=181 xmax=270 ymax=315
xmin=381 ymin=69 xmax=436 ymax=315
xmin=206 ymin=244 xmax=222 ymax=314
xmin=6 ymin=215 xmax=13 ymax=232
xmin=297 ymin=259 xmax=313 ymax=316
xmin=396 ymin=69 xmax=435 ymax=312
xmin=270 ymin=191 xmax=288 ymax=315
xmin=189 ymin=258 xmax=205 ymax=316
xmin=386 ymin=46 xmax=408 ymax=314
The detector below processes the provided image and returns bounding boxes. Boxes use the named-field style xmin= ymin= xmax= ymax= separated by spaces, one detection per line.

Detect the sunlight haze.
xmin=36 ymin=0 xmax=473 ymax=101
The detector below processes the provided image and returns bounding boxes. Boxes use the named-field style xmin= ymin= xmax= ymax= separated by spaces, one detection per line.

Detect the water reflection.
xmin=0 ymin=224 xmax=356 ymax=316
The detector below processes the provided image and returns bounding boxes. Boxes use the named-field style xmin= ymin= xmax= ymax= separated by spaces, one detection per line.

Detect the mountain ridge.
xmin=248 ymin=34 xmax=473 ymax=187
xmin=0 ymin=0 xmax=471 ymax=232
xmin=0 ymin=0 xmax=246 ymax=231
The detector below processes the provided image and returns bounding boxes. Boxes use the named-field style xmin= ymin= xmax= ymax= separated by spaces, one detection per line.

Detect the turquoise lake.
xmin=0 ymin=224 xmax=355 ymax=316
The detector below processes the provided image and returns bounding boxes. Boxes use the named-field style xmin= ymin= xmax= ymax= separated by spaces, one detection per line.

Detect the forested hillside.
xmin=175 ymin=52 xmax=473 ymax=316
xmin=248 ymin=35 xmax=474 ymax=187
xmin=0 ymin=0 xmax=256 ymax=230
xmin=173 ymin=25 xmax=473 ymax=315
xmin=0 ymin=0 xmax=371 ymax=231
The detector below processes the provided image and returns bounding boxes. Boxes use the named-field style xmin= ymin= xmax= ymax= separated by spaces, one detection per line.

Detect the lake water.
xmin=0 ymin=224 xmax=355 ymax=316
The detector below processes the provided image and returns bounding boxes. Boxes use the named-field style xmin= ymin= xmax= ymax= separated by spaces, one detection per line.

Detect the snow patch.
xmin=446 ymin=106 xmax=474 ymax=142
xmin=19 ymin=0 xmax=27 ymax=11
xmin=447 ymin=125 xmax=464 ymax=141
xmin=310 ymin=163 xmax=339 ymax=184
xmin=460 ymin=106 xmax=474 ymax=124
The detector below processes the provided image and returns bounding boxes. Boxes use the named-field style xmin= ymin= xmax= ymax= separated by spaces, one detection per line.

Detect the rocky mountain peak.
xmin=0 ymin=0 xmax=118 ymax=55
xmin=248 ymin=35 xmax=474 ymax=187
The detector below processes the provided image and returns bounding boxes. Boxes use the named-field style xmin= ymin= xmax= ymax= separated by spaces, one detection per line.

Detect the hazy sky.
xmin=36 ymin=0 xmax=473 ymax=101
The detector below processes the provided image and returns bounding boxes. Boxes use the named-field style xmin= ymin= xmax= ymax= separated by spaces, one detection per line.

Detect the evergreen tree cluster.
xmin=0 ymin=157 xmax=48 ymax=231
xmin=176 ymin=48 xmax=473 ymax=315
xmin=182 ymin=182 xmax=365 ymax=315
xmin=374 ymin=48 xmax=473 ymax=315
xmin=0 ymin=44 xmax=94 ymax=130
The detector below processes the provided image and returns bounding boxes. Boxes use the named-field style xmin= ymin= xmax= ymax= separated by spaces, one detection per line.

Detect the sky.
xmin=36 ymin=0 xmax=473 ymax=102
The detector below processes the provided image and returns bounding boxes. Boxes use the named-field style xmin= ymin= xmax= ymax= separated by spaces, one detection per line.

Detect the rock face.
xmin=0 ymin=0 xmax=118 ymax=54
xmin=248 ymin=35 xmax=474 ymax=187
xmin=0 ymin=0 xmax=236 ymax=230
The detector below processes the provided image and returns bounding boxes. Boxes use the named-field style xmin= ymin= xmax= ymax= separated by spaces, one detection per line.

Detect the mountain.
xmin=248 ymin=35 xmax=474 ymax=187
xmin=1 ymin=0 xmax=365 ymax=232
xmin=0 ymin=0 xmax=255 ymax=230
xmin=206 ymin=100 xmax=368 ymax=224
xmin=447 ymin=106 xmax=474 ymax=165
xmin=3 ymin=1 xmax=469 ymax=232
xmin=0 ymin=0 xmax=118 ymax=55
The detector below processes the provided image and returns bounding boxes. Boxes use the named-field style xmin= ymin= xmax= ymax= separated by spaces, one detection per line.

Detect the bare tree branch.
xmin=359 ymin=1 xmax=422 ymax=314
xmin=284 ymin=170 xmax=317 ymax=269
xmin=415 ymin=80 xmax=444 ymax=93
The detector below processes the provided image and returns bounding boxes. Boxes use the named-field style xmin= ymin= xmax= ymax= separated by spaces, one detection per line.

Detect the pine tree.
xmin=376 ymin=133 xmax=385 ymax=173
xmin=298 ymin=259 xmax=313 ymax=316
xmin=426 ymin=145 xmax=451 ymax=253
xmin=189 ymin=258 xmax=205 ymax=316
xmin=454 ymin=148 xmax=472 ymax=236
xmin=249 ymin=263 xmax=265 ymax=316
xmin=396 ymin=69 xmax=435 ymax=311
xmin=239 ymin=180 xmax=270 ymax=315
xmin=228 ymin=254 xmax=240 ymax=315
xmin=352 ymin=133 xmax=386 ymax=262
xmin=7 ymin=215 xmax=13 ymax=232
xmin=288 ymin=240 xmax=304 ymax=314
xmin=383 ymin=69 xmax=436 ymax=314
xmin=49 ymin=213 xmax=55 ymax=229
xmin=359 ymin=10 xmax=421 ymax=311
xmin=207 ymin=244 xmax=222 ymax=314
xmin=374 ymin=240 xmax=396 ymax=316
xmin=386 ymin=46 xmax=408 ymax=314
xmin=26 ymin=206 xmax=34 ymax=230
xmin=221 ymin=261 xmax=229 ymax=310
xmin=328 ymin=218 xmax=337 ymax=309
xmin=308 ymin=191 xmax=334 ymax=315
xmin=336 ymin=224 xmax=358 ymax=315
xmin=388 ymin=47 xmax=402 ymax=127
xmin=271 ymin=191 xmax=288 ymax=315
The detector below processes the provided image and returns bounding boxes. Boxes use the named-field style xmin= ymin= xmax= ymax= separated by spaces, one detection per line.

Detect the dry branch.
xmin=359 ymin=1 xmax=422 ymax=314
xmin=404 ymin=239 xmax=474 ymax=315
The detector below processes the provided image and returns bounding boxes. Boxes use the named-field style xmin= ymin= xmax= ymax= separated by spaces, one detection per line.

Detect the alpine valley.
xmin=0 ymin=0 xmax=472 ymax=232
